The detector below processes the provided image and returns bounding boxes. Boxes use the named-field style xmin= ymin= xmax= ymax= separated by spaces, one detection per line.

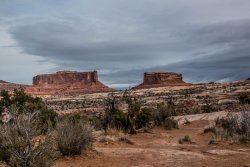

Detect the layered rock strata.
xmin=133 ymin=72 xmax=190 ymax=89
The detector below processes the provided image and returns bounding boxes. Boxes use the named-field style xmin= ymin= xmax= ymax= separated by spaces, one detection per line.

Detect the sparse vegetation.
xmin=215 ymin=111 xmax=250 ymax=143
xmin=57 ymin=118 xmax=93 ymax=156
xmin=154 ymin=101 xmax=178 ymax=130
xmin=0 ymin=111 xmax=59 ymax=167
xmin=0 ymin=88 xmax=58 ymax=134
xmin=203 ymin=126 xmax=217 ymax=134
xmin=178 ymin=135 xmax=192 ymax=144
xmin=102 ymin=92 xmax=178 ymax=134
xmin=118 ymin=136 xmax=134 ymax=145
xmin=201 ymin=104 xmax=216 ymax=113
xmin=238 ymin=94 xmax=250 ymax=104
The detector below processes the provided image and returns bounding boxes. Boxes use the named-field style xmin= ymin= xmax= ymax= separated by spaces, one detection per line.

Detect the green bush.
xmin=0 ymin=89 xmax=58 ymax=134
xmin=152 ymin=101 xmax=179 ymax=130
xmin=135 ymin=107 xmax=153 ymax=129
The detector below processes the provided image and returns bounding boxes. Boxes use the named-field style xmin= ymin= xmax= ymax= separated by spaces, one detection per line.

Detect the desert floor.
xmin=55 ymin=113 xmax=250 ymax=167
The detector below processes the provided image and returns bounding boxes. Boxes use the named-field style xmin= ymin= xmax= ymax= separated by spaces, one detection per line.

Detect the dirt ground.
xmin=55 ymin=118 xmax=250 ymax=167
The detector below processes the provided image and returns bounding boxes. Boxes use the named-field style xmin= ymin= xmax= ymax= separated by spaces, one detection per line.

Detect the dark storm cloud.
xmin=1 ymin=0 xmax=250 ymax=88
xmin=101 ymin=19 xmax=250 ymax=87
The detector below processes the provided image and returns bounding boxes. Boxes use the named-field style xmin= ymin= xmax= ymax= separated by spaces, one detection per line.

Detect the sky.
xmin=0 ymin=0 xmax=250 ymax=88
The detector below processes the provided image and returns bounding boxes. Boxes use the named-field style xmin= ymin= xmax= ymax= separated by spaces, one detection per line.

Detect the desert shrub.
xmin=135 ymin=107 xmax=154 ymax=129
xmin=90 ymin=115 xmax=105 ymax=130
xmin=203 ymin=127 xmax=217 ymax=134
xmin=103 ymin=92 xmax=148 ymax=134
xmin=153 ymin=101 xmax=178 ymax=130
xmin=184 ymin=118 xmax=191 ymax=125
xmin=208 ymin=138 xmax=218 ymax=145
xmin=0 ymin=111 xmax=58 ymax=167
xmin=57 ymin=118 xmax=93 ymax=156
xmin=216 ymin=111 xmax=250 ymax=143
xmin=164 ymin=118 xmax=178 ymax=130
xmin=201 ymin=104 xmax=216 ymax=113
xmin=0 ymin=89 xmax=58 ymax=134
xmin=37 ymin=109 xmax=58 ymax=134
xmin=238 ymin=94 xmax=250 ymax=104
xmin=102 ymin=93 xmax=123 ymax=131
xmin=154 ymin=101 xmax=176 ymax=126
xmin=178 ymin=135 xmax=192 ymax=144
xmin=0 ymin=90 xmax=11 ymax=113
xmin=118 ymin=136 xmax=134 ymax=145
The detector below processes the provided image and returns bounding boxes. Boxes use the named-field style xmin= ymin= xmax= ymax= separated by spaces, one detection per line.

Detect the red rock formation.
xmin=33 ymin=71 xmax=98 ymax=86
xmin=26 ymin=71 xmax=112 ymax=95
xmin=133 ymin=72 xmax=190 ymax=89
xmin=0 ymin=81 xmax=27 ymax=93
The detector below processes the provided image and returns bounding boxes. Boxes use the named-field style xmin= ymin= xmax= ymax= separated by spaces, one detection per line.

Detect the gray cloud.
xmin=0 ymin=0 xmax=250 ymax=88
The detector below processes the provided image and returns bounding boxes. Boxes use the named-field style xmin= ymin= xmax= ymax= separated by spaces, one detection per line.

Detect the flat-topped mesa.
xmin=33 ymin=71 xmax=98 ymax=86
xmin=133 ymin=72 xmax=190 ymax=89
xmin=26 ymin=71 xmax=113 ymax=95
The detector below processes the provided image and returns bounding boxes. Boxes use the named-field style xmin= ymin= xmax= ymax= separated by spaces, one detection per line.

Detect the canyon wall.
xmin=0 ymin=71 xmax=112 ymax=96
xmin=33 ymin=71 xmax=98 ymax=86
xmin=26 ymin=71 xmax=112 ymax=95
xmin=133 ymin=72 xmax=190 ymax=89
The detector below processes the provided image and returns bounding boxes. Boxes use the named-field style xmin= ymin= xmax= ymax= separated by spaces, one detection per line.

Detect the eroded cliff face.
xmin=26 ymin=71 xmax=112 ymax=95
xmin=33 ymin=71 xmax=98 ymax=86
xmin=0 ymin=71 xmax=112 ymax=96
xmin=133 ymin=72 xmax=190 ymax=89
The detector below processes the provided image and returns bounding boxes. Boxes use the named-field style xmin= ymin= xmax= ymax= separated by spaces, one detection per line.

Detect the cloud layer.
xmin=0 ymin=0 xmax=250 ymax=88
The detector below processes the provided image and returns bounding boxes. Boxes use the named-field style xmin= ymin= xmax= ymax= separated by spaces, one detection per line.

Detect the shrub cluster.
xmin=0 ymin=112 xmax=59 ymax=167
xmin=154 ymin=102 xmax=178 ymax=130
xmin=0 ymin=89 xmax=58 ymax=134
xmin=101 ymin=92 xmax=178 ymax=134
xmin=238 ymin=94 xmax=250 ymax=104
xmin=0 ymin=89 xmax=94 ymax=166
xmin=215 ymin=111 xmax=250 ymax=143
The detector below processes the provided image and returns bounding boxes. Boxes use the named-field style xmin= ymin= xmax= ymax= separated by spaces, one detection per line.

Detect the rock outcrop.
xmin=0 ymin=71 xmax=112 ymax=96
xmin=133 ymin=72 xmax=190 ymax=89
xmin=0 ymin=80 xmax=26 ymax=93
xmin=26 ymin=71 xmax=112 ymax=95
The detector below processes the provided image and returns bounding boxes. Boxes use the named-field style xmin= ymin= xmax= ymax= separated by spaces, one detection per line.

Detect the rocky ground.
xmin=45 ymin=81 xmax=250 ymax=116
xmin=55 ymin=112 xmax=250 ymax=167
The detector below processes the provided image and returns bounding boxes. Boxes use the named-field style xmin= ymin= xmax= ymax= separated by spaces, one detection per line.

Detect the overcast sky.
xmin=0 ymin=0 xmax=250 ymax=88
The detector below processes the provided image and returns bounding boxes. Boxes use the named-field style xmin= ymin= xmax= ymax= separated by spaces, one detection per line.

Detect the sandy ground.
xmin=55 ymin=112 xmax=250 ymax=167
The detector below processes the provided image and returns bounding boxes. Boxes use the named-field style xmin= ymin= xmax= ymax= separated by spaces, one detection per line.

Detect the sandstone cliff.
xmin=26 ymin=71 xmax=112 ymax=95
xmin=133 ymin=72 xmax=190 ymax=89
xmin=0 ymin=71 xmax=112 ymax=96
